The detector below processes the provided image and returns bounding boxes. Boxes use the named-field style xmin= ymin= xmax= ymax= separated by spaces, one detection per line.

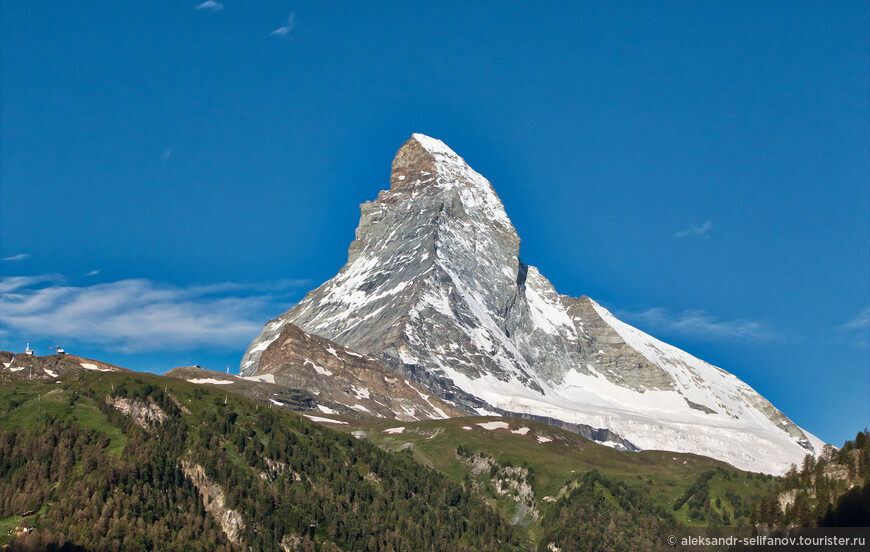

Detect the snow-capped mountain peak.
xmin=241 ymin=134 xmax=824 ymax=474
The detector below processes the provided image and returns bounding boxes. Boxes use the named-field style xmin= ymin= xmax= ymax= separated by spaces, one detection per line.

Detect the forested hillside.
xmin=753 ymin=430 xmax=869 ymax=528
xmin=0 ymin=373 xmax=521 ymax=551
xmin=1 ymin=371 xmax=866 ymax=552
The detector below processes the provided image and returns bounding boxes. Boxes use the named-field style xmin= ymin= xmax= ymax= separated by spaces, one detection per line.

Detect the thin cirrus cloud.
xmin=837 ymin=306 xmax=870 ymax=348
xmin=617 ymin=306 xmax=781 ymax=343
xmin=839 ymin=307 xmax=870 ymax=331
xmin=270 ymin=12 xmax=296 ymax=37
xmin=675 ymin=220 xmax=712 ymax=239
xmin=1 ymin=253 xmax=30 ymax=262
xmin=0 ymin=276 xmax=310 ymax=353
xmin=195 ymin=1 xmax=223 ymax=11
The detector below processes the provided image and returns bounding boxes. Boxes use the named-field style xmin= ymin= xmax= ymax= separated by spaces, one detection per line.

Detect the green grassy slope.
xmin=333 ymin=416 xmax=781 ymax=534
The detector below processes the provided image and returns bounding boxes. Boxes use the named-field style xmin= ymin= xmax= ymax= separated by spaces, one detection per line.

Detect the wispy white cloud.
xmin=675 ymin=220 xmax=712 ymax=239
xmin=0 ymin=274 xmax=64 ymax=294
xmin=270 ymin=12 xmax=296 ymax=37
xmin=195 ymin=0 xmax=223 ymax=11
xmin=837 ymin=307 xmax=870 ymax=348
xmin=162 ymin=149 xmax=171 ymax=162
xmin=617 ymin=306 xmax=780 ymax=343
xmin=0 ymin=276 xmax=309 ymax=353
xmin=86 ymin=269 xmax=101 ymax=277
xmin=1 ymin=253 xmax=30 ymax=262
xmin=839 ymin=307 xmax=870 ymax=331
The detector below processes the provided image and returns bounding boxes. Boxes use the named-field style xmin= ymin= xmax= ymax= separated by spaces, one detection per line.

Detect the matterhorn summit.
xmin=242 ymin=134 xmax=824 ymax=474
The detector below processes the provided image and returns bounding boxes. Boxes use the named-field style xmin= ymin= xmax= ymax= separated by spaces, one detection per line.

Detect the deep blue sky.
xmin=1 ymin=2 xmax=867 ymax=446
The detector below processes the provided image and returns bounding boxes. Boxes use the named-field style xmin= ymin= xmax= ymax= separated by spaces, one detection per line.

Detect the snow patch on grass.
xmin=188 ymin=378 xmax=234 ymax=385
xmin=303 ymin=415 xmax=348 ymax=425
xmin=477 ymin=421 xmax=510 ymax=431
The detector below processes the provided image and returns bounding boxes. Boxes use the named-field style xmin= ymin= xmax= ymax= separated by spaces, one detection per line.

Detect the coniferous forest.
xmin=1 ymin=375 xmax=520 ymax=551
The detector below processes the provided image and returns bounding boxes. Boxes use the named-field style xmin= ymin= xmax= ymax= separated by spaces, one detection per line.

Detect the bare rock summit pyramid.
xmin=242 ymin=134 xmax=824 ymax=474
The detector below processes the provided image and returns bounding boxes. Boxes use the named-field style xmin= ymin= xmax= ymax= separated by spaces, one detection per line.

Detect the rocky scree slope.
xmin=252 ymin=322 xmax=463 ymax=421
xmin=242 ymin=134 xmax=824 ymax=474
xmin=170 ymin=324 xmax=459 ymax=421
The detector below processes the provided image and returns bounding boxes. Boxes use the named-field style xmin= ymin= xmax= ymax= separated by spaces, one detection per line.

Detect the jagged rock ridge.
xmin=242 ymin=134 xmax=824 ymax=474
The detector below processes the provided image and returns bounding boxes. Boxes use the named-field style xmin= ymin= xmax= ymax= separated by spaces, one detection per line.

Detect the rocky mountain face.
xmin=172 ymin=323 xmax=461 ymax=421
xmin=252 ymin=322 xmax=462 ymax=421
xmin=242 ymin=134 xmax=824 ymax=474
